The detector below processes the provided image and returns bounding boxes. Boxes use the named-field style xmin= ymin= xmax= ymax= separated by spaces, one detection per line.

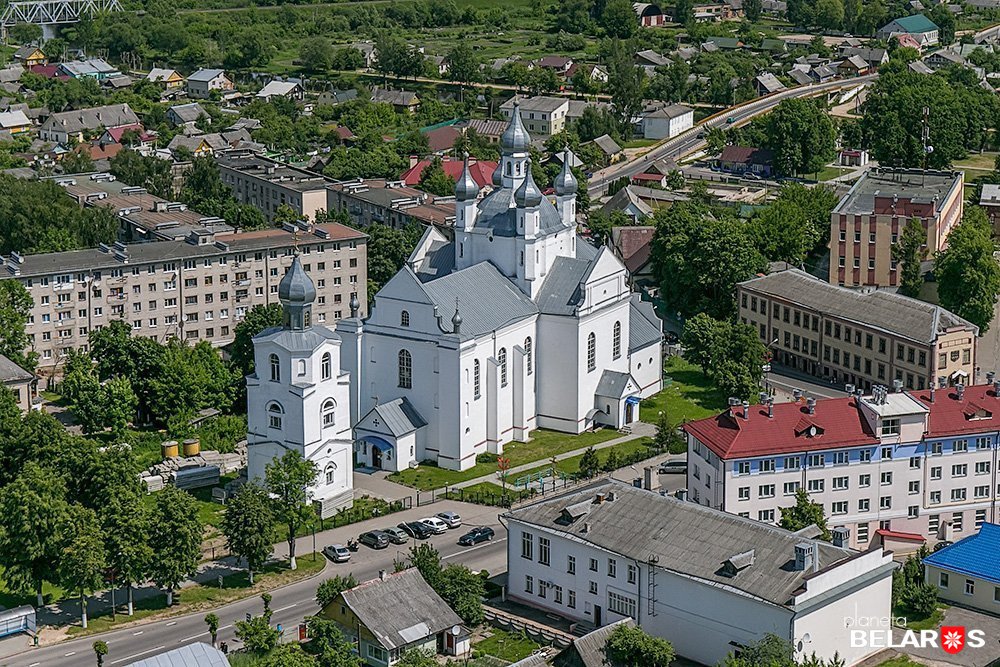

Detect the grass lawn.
xmin=876 ymin=657 xmax=926 ymax=667
xmin=388 ymin=428 xmax=622 ymax=490
xmin=66 ymin=553 xmax=325 ymax=637
xmin=813 ymin=165 xmax=851 ymax=182
xmin=954 ymin=152 xmax=997 ymax=172
xmin=519 ymin=437 xmax=653 ymax=481
xmin=623 ymin=138 xmax=659 ymax=149
xmin=0 ymin=568 xmax=69 ymax=609
xmin=474 ymin=628 xmax=541 ymax=662
xmin=892 ymin=602 xmax=947 ymax=632
xmin=639 ymin=356 xmax=727 ymax=425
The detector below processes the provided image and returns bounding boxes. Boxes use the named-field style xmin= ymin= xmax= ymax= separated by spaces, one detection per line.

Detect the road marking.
xmin=132 ymin=630 xmax=143 ymax=635
xmin=110 ymin=645 xmax=166 ymax=665
xmin=28 ymin=662 xmax=39 ymax=666
xmin=272 ymin=603 xmax=297 ymax=613
xmin=442 ymin=537 xmax=506 ymax=560
xmin=64 ymin=652 xmax=75 ymax=657
xmin=165 ymin=621 xmax=176 ymax=626
xmin=179 ymin=632 xmax=205 ymax=642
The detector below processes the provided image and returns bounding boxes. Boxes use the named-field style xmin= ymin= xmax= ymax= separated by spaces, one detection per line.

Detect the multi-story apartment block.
xmin=1 ymin=223 xmax=367 ymax=384
xmin=216 ymin=151 xmax=330 ymax=222
xmin=59 ymin=176 xmax=235 ymax=243
xmin=499 ymin=97 xmax=569 ymax=137
xmin=327 ymin=179 xmax=456 ymax=230
xmin=738 ymin=268 xmax=978 ymax=393
xmin=683 ymin=382 xmax=1000 ymax=552
xmin=504 ymin=479 xmax=894 ymax=667
xmin=829 ymin=168 xmax=963 ymax=288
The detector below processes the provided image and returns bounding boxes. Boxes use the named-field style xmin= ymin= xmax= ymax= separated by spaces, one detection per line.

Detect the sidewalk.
xmin=451 ymin=422 xmax=656 ymax=490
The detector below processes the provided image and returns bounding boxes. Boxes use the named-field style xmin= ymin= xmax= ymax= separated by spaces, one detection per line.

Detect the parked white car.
xmin=420 ymin=517 xmax=449 ymax=534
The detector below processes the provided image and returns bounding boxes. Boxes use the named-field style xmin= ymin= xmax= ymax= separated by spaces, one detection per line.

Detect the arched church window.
xmin=587 ymin=333 xmax=596 ymax=372
xmin=401 ymin=310 xmax=410 ymax=327
xmin=321 ymin=352 xmax=331 ymax=380
xmin=525 ymin=337 xmax=533 ymax=375
xmin=269 ymin=354 xmax=280 ymax=382
xmin=474 ymin=360 xmax=481 ymax=398
xmin=298 ymin=359 xmax=306 ymax=376
xmin=499 ymin=348 xmax=508 ymax=387
xmin=267 ymin=402 xmax=284 ymax=429
xmin=613 ymin=321 xmax=621 ymax=359
xmin=325 ymin=462 xmax=336 ymax=485
xmin=398 ymin=349 xmax=413 ymax=389
xmin=322 ymin=399 xmax=337 ymax=428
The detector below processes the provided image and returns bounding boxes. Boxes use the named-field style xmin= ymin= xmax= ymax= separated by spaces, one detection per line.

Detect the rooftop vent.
xmin=893 ymin=379 xmax=904 ymax=393
xmin=722 ymin=549 xmax=755 ymax=577
xmin=832 ymin=526 xmax=850 ymax=548
xmin=806 ymin=397 xmax=816 ymax=415
xmin=957 ymin=383 xmax=966 ymax=401
xmin=794 ymin=542 xmax=816 ymax=572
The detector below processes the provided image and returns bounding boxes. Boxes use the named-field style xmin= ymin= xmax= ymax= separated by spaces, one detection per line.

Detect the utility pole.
xmin=921 ymin=106 xmax=933 ymax=185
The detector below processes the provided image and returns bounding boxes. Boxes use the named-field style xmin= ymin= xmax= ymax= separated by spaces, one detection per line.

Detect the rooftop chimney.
xmin=583 ymin=522 xmax=591 ymax=533
xmin=742 ymin=400 xmax=750 ymax=420
xmin=794 ymin=542 xmax=815 ymax=572
xmin=893 ymin=379 xmax=904 ymax=393
xmin=792 ymin=388 xmax=802 ymax=401
xmin=728 ymin=397 xmax=741 ymax=418
xmin=675 ymin=489 xmax=688 ymax=502
xmin=832 ymin=527 xmax=850 ymax=548
xmin=806 ymin=397 xmax=816 ymax=415
xmin=988 ymin=371 xmax=996 ymax=384
xmin=595 ymin=493 xmax=606 ymax=504
xmin=957 ymin=383 xmax=966 ymax=401
xmin=845 ymin=383 xmax=855 ymax=395
xmin=930 ymin=385 xmax=935 ymax=403
xmin=767 ymin=397 xmax=774 ymax=419
xmin=994 ymin=379 xmax=1000 ymax=398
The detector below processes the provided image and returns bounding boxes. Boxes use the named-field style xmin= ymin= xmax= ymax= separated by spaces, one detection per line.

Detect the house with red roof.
xmin=683 ymin=381 xmax=1000 ymax=551
xmin=399 ymin=157 xmax=498 ymax=191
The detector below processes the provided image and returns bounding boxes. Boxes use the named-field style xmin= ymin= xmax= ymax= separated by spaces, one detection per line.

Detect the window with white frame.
xmin=832 ymin=501 xmax=848 ymax=514
xmin=521 ymin=532 xmax=533 ymax=559
xmin=608 ymin=591 xmax=636 ymax=618
xmin=322 ymin=399 xmax=337 ymax=428
xmin=738 ymin=486 xmax=750 ymax=500
xmin=833 ymin=476 xmax=848 ymax=491
xmin=268 ymin=402 xmax=283 ymax=429
xmin=783 ymin=481 xmax=799 ymax=495
xmin=587 ymin=333 xmax=596 ymax=372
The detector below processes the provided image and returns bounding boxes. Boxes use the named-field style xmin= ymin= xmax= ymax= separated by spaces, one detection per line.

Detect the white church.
xmin=334 ymin=104 xmax=664 ymax=473
xmin=246 ymin=258 xmax=355 ymax=518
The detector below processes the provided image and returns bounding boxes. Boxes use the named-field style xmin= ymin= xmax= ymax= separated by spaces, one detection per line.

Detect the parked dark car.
xmin=658 ymin=460 xmax=687 ymax=475
xmin=458 ymin=526 xmax=495 ymax=546
xmin=358 ymin=531 xmax=390 ymax=549
xmin=381 ymin=526 xmax=409 ymax=545
xmin=398 ymin=521 xmax=434 ymax=539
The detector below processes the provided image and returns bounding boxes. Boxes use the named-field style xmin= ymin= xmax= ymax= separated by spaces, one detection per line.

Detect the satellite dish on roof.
xmin=451 ymin=625 xmax=461 ymax=636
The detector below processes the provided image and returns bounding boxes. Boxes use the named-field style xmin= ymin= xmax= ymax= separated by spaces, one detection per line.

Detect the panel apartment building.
xmin=216 ymin=151 xmax=330 ymax=222
xmin=683 ymin=383 xmax=1000 ymax=552
xmin=829 ymin=168 xmax=963 ymax=287
xmin=738 ymin=268 xmax=977 ymax=393
xmin=1 ymin=222 xmax=367 ymax=383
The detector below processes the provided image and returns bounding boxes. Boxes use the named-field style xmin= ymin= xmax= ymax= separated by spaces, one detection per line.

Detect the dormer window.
xmin=881 ymin=418 xmax=900 ymax=436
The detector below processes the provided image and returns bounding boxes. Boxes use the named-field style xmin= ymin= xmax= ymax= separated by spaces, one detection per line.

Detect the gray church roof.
xmin=411 ymin=235 xmax=455 ymax=282
xmin=505 ymin=479 xmax=862 ymax=608
xmin=253 ymin=325 xmax=340 ymax=354
xmin=358 ymin=397 xmax=427 ymax=436
xmin=595 ymin=370 xmax=636 ymax=399
xmin=535 ymin=256 xmax=592 ymax=316
xmin=126 ymin=643 xmax=229 ymax=667
xmin=629 ymin=295 xmax=662 ymax=353
xmin=474 ymin=187 xmax=568 ymax=238
xmin=423 ymin=262 xmax=538 ymax=337
xmin=278 ymin=255 xmax=317 ymax=304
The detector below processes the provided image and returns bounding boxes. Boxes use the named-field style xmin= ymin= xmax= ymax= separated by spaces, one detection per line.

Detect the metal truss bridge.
xmin=1 ymin=0 xmax=122 ymax=27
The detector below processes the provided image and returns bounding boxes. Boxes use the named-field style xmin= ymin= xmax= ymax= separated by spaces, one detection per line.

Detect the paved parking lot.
xmin=891 ymin=606 xmax=1000 ymax=667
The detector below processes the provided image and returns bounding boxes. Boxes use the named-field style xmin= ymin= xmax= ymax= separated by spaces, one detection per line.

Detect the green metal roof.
xmin=891 ymin=13 xmax=939 ymax=33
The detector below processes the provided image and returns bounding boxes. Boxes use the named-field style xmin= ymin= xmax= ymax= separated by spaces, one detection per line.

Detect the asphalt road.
xmin=1 ymin=504 xmax=510 ymax=667
xmin=587 ymin=74 xmax=878 ymax=196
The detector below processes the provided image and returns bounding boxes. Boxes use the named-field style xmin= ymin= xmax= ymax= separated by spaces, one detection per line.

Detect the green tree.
xmin=436 ymin=563 xmax=485 ymax=624
xmin=93 ymin=640 xmax=108 ymax=667
xmin=721 ymin=634 xmax=794 ymax=667
xmin=0 ymin=280 xmax=37 ymax=371
xmin=148 ymin=486 xmax=202 ymax=605
xmin=230 ymin=303 xmax=284 ymax=382
xmin=62 ymin=149 xmax=95 ymax=175
xmin=812 ymin=0 xmax=844 ymax=29
xmin=750 ymin=199 xmax=818 ymax=265
xmin=417 ymin=156 xmax=456 ymax=196
xmin=10 ymin=23 xmax=43 ymax=44
xmin=0 ymin=463 xmax=67 ymax=606
xmin=602 ymin=0 xmax=638 ymax=37
xmin=579 ymin=447 xmax=601 ymax=478
xmin=222 ymin=483 xmax=277 ymax=584
xmin=261 ymin=644 xmax=318 ymax=666
xmin=682 ymin=315 xmax=767 ymax=399
xmin=779 ymin=488 xmax=831 ymax=540
xmin=744 ymin=0 xmax=762 ymax=21
xmin=408 ymin=542 xmax=443 ymax=588
xmin=936 ymin=206 xmax=1000 ymax=332
xmin=316 ymin=574 xmax=358 ymax=608
xmin=361 ymin=222 xmax=424 ymax=302
xmin=395 ymin=650 xmax=437 ymax=667
xmin=605 ymin=623 xmax=675 ymax=667
xmin=58 ymin=504 xmax=106 ymax=628
xmin=447 ymin=42 xmax=480 ymax=101
xmin=763 ymin=98 xmax=836 ymax=176
xmin=300 ymin=38 xmax=334 ymax=73
xmin=265 ymin=450 xmax=318 ymax=571
xmin=651 ymin=203 xmax=767 ymax=319
xmin=101 ymin=492 xmax=151 ymax=616
xmin=235 ymin=614 xmax=280 ymax=654
xmin=893 ymin=217 xmax=927 ymax=297
xmin=606 ymin=41 xmax=645 ymax=137
xmin=307 ymin=616 xmax=363 ymax=667
xmin=205 ymin=613 xmax=220 ymax=647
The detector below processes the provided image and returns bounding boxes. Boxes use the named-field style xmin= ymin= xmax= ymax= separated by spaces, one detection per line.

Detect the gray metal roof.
xmin=553 ymin=619 xmax=634 ymax=667
xmin=169 ymin=103 xmax=206 ymax=123
xmin=504 ymin=480 xmax=854 ymax=607
xmin=278 ymin=255 xmax=316 ymax=305
xmin=423 ymin=262 xmax=537 ymax=337
xmin=473 ymin=186 xmax=568 ymax=237
xmin=411 ymin=235 xmax=455 ymax=282
xmin=739 ymin=267 xmax=978 ymax=344
xmin=536 ymin=256 xmax=591 ymax=315
xmin=188 ymin=68 xmax=227 ymax=83
xmin=359 ymin=397 xmax=427 ymax=436
xmin=126 ymin=643 xmax=229 ymax=667
xmin=595 ymin=370 xmax=635 ymax=398
xmin=338 ymin=569 xmax=463 ymax=651
xmin=834 ymin=168 xmax=962 ymax=216
xmin=628 ymin=295 xmax=662 ymax=353
xmin=0 ymin=354 xmax=32 ymax=383
xmin=253 ymin=325 xmax=340 ymax=354
xmin=41 ymin=103 xmax=138 ymax=134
